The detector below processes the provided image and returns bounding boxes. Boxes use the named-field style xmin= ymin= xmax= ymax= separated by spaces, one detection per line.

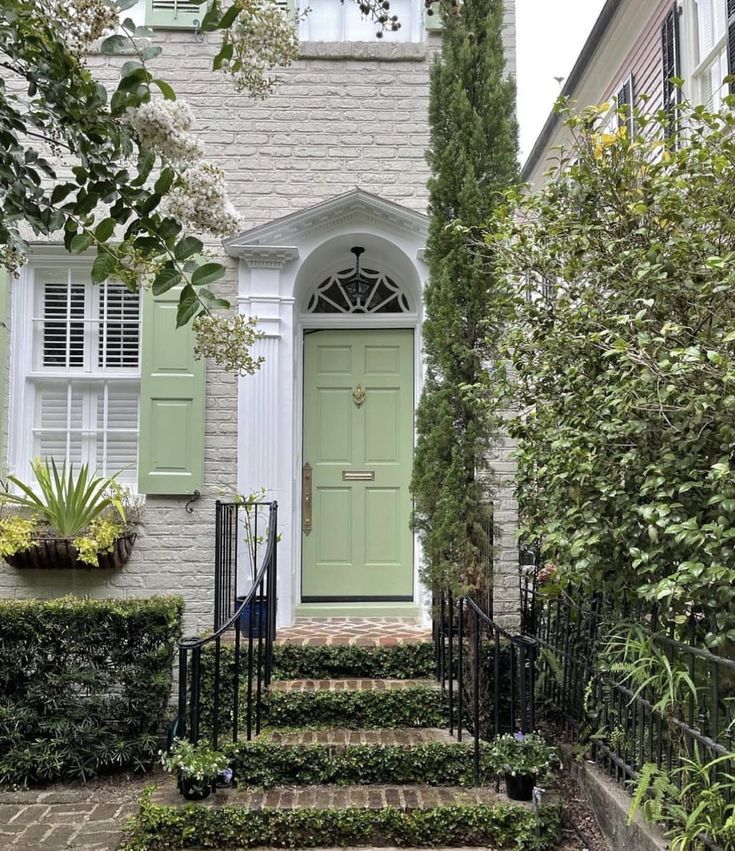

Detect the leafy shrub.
xmin=0 ymin=596 xmax=183 ymax=787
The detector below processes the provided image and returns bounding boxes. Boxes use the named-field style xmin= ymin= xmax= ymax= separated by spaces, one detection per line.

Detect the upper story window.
xmin=299 ymin=0 xmax=423 ymax=43
xmin=693 ymin=0 xmax=729 ymax=109
xmin=10 ymin=264 xmax=141 ymax=489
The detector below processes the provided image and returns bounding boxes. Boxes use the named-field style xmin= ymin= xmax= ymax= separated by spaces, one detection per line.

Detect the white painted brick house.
xmin=0 ymin=0 xmax=518 ymax=634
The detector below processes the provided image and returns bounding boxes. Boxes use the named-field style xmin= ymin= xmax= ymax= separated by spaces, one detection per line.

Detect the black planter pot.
xmin=504 ymin=771 xmax=536 ymax=802
xmin=235 ymin=595 xmax=269 ymax=638
xmin=179 ymin=775 xmax=213 ymax=801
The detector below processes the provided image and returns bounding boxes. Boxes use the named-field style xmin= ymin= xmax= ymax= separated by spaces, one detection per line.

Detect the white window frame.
xmin=8 ymin=255 xmax=142 ymax=490
xmin=691 ymin=0 xmax=729 ymax=110
xmin=298 ymin=0 xmax=423 ymax=43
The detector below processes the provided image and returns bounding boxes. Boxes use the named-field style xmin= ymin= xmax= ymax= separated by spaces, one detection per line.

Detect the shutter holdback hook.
xmin=185 ymin=490 xmax=201 ymax=513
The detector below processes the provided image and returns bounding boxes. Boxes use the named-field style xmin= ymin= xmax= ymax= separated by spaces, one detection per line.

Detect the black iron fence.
xmin=523 ymin=581 xmax=735 ymax=848
xmin=175 ymin=501 xmax=278 ymax=749
xmin=434 ymin=589 xmax=537 ymax=782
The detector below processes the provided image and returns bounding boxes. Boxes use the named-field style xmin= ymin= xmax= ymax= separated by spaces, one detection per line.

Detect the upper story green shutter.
xmin=0 ymin=270 xmax=8 ymax=476
xmin=145 ymin=0 xmax=209 ymax=29
xmin=138 ymin=287 xmax=205 ymax=495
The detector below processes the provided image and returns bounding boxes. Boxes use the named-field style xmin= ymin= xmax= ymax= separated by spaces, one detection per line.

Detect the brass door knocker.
xmin=352 ymin=385 xmax=366 ymax=407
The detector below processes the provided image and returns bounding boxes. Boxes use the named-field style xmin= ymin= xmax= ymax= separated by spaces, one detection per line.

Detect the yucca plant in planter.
xmin=0 ymin=459 xmax=139 ymax=569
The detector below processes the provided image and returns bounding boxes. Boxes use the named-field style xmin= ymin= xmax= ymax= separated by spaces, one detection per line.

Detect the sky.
xmin=516 ymin=0 xmax=608 ymax=164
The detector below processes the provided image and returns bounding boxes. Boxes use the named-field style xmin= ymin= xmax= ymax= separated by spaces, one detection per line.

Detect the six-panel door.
xmin=302 ymin=329 xmax=414 ymax=601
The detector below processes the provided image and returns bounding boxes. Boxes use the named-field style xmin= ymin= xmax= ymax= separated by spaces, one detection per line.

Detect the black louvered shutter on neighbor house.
xmin=728 ymin=0 xmax=735 ymax=92
xmin=661 ymin=3 xmax=680 ymax=138
xmin=617 ymin=74 xmax=635 ymax=136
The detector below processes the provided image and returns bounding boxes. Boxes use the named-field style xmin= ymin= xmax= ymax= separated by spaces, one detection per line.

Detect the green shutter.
xmin=274 ymin=0 xmax=296 ymax=14
xmin=138 ymin=287 xmax=205 ymax=495
xmin=145 ymin=0 xmax=209 ymax=29
xmin=425 ymin=1 xmax=443 ymax=31
xmin=0 ymin=270 xmax=8 ymax=476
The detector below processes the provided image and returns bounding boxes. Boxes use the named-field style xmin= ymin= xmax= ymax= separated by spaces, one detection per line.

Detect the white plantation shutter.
xmin=21 ymin=269 xmax=142 ymax=488
xmin=146 ymin=0 xmax=209 ymax=28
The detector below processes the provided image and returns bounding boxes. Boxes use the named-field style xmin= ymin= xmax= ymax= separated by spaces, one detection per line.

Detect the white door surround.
xmin=225 ymin=190 xmax=429 ymax=627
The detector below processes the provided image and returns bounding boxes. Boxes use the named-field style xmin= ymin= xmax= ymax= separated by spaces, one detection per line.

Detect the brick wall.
xmin=2 ymin=3 xmax=519 ymax=636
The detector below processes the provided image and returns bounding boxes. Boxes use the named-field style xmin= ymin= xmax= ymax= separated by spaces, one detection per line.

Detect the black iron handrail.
xmin=435 ymin=589 xmax=537 ymax=783
xmin=175 ymin=501 xmax=278 ymax=751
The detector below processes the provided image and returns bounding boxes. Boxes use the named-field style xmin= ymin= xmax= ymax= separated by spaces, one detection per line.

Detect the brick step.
xmin=270 ymin=678 xmax=440 ymax=692
xmin=152 ymin=783 xmax=513 ymax=810
xmin=132 ymin=784 xmax=563 ymax=849
xmin=257 ymin=727 xmax=455 ymax=746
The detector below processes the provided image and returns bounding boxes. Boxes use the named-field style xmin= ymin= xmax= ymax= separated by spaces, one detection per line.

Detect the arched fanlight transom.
xmin=305 ymin=247 xmax=411 ymax=315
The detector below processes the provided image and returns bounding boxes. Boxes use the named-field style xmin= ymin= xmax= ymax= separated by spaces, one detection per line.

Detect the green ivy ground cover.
xmin=122 ymin=795 xmax=563 ymax=850
xmin=227 ymin=740 xmax=494 ymax=787
xmin=261 ymin=687 xmax=447 ymax=729
xmin=271 ymin=643 xmax=436 ymax=680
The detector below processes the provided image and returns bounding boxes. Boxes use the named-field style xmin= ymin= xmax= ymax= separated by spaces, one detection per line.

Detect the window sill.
xmin=299 ymin=41 xmax=428 ymax=61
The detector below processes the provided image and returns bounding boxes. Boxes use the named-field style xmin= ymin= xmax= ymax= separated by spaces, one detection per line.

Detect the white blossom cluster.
xmin=162 ymin=162 xmax=241 ymax=238
xmin=129 ymin=100 xmax=205 ymax=166
xmin=220 ymin=0 xmax=300 ymax=99
xmin=193 ymin=314 xmax=265 ymax=376
xmin=41 ymin=0 xmax=120 ymax=51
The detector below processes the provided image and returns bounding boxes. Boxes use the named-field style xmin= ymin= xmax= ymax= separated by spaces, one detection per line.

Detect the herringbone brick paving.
xmin=276 ymin=618 xmax=431 ymax=647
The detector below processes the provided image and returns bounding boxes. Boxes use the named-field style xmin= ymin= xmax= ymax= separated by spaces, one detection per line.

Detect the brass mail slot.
xmin=342 ymin=470 xmax=375 ymax=481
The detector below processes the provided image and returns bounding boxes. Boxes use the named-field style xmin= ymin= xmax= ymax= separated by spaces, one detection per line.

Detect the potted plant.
xmin=161 ymin=738 xmax=230 ymax=801
xmin=0 ymin=459 xmax=139 ymax=569
xmin=234 ymin=488 xmax=272 ymax=638
xmin=488 ymin=731 xmax=560 ymax=802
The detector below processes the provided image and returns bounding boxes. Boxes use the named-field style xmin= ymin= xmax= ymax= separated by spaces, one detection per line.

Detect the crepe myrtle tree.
xmin=0 ymin=0 xmax=417 ymax=372
xmin=495 ymin=96 xmax=735 ymax=646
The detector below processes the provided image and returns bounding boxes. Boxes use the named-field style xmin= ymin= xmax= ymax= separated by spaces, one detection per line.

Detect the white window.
xmin=10 ymin=262 xmax=141 ymax=489
xmin=299 ymin=0 xmax=422 ymax=43
xmin=693 ymin=0 xmax=729 ymax=110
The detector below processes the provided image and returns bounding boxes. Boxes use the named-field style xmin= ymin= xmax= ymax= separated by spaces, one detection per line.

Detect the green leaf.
xmin=91 ymin=252 xmax=116 ymax=284
xmin=50 ymin=183 xmax=77 ymax=205
xmin=141 ymin=45 xmax=163 ymax=61
xmin=198 ymin=288 xmax=230 ymax=310
xmin=154 ymin=168 xmax=175 ymax=195
xmin=152 ymin=79 xmax=176 ymax=101
xmin=117 ymin=0 xmax=139 ymax=10
xmin=176 ymin=285 xmax=200 ymax=327
xmin=99 ymin=35 xmax=129 ymax=54
xmin=95 ymin=218 xmax=116 ymax=242
xmin=174 ymin=236 xmax=203 ymax=261
xmin=218 ymin=4 xmax=242 ymax=29
xmin=191 ymin=263 xmax=225 ymax=287
xmin=70 ymin=233 xmax=92 ymax=254
xmin=152 ymin=266 xmax=183 ymax=296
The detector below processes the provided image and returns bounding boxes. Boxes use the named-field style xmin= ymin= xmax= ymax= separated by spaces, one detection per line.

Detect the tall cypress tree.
xmin=412 ymin=0 xmax=518 ymax=600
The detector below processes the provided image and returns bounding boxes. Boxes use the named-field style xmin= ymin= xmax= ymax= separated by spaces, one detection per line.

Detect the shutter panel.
xmin=138 ymin=287 xmax=205 ymax=495
xmin=728 ymin=0 xmax=735 ymax=92
xmin=145 ymin=0 xmax=209 ymax=29
xmin=425 ymin=0 xmax=442 ymax=31
xmin=273 ymin=0 xmax=296 ymax=14
xmin=616 ymin=74 xmax=635 ymax=137
xmin=0 ymin=270 xmax=8 ymax=476
xmin=661 ymin=3 xmax=680 ymax=138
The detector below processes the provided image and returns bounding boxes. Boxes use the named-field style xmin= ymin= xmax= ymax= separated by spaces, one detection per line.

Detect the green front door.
xmin=302 ymin=329 xmax=414 ymax=602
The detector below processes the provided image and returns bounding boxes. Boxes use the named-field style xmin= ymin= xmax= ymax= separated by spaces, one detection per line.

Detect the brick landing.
xmin=276 ymin=618 xmax=431 ymax=647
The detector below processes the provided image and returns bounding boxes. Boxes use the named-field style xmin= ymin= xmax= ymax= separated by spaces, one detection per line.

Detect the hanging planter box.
xmin=4 ymin=532 xmax=137 ymax=570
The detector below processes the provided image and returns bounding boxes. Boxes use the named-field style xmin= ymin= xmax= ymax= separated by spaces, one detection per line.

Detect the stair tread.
xmin=255 ymin=727 xmax=457 ymax=746
xmin=270 ymin=678 xmax=440 ymax=692
xmin=152 ymin=783 xmax=518 ymax=810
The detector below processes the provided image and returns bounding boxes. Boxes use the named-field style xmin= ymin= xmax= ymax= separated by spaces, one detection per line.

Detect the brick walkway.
xmin=276 ymin=618 xmax=431 ymax=646
xmin=0 ymin=779 xmax=148 ymax=850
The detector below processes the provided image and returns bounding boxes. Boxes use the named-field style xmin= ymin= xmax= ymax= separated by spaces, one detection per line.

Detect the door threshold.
xmin=295 ymin=602 xmax=420 ymax=619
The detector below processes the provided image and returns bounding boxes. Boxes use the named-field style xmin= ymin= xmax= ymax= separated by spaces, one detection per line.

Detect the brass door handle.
xmin=302 ymin=463 xmax=312 ymax=535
